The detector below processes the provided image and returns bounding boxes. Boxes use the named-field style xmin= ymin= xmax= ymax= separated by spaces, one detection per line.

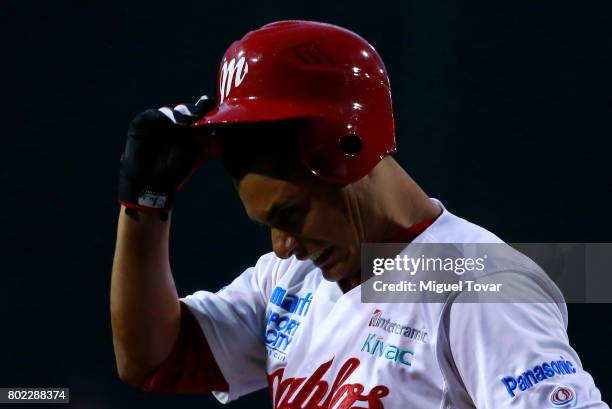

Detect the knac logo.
xmin=361 ymin=333 xmax=414 ymax=366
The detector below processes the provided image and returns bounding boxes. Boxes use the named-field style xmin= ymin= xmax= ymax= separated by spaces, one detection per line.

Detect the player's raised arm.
xmin=110 ymin=98 xmax=219 ymax=387
xmin=111 ymin=205 xmax=177 ymax=386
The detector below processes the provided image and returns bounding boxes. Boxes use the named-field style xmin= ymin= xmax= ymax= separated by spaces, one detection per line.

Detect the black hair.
xmin=213 ymin=120 xmax=307 ymax=182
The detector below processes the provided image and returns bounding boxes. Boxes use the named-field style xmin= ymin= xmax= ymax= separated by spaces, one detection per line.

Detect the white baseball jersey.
xmin=181 ymin=199 xmax=608 ymax=408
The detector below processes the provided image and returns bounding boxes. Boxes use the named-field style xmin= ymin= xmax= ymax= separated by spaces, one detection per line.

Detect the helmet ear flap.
xmin=299 ymin=118 xmax=368 ymax=184
xmin=299 ymin=106 xmax=395 ymax=185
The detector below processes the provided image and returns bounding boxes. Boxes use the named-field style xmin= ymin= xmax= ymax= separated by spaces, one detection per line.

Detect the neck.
xmin=339 ymin=158 xmax=441 ymax=293
xmin=362 ymin=157 xmax=440 ymax=242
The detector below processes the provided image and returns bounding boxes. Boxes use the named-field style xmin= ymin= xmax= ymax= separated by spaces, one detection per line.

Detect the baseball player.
xmin=111 ymin=21 xmax=608 ymax=408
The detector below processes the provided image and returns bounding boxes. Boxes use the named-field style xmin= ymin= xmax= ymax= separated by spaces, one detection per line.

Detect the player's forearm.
xmin=110 ymin=206 xmax=181 ymax=385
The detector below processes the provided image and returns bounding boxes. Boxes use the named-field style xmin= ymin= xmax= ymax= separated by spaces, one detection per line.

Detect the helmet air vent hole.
xmin=339 ymin=134 xmax=363 ymax=156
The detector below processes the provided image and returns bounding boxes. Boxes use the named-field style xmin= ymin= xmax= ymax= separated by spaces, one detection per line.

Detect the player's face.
xmin=237 ymin=171 xmax=365 ymax=283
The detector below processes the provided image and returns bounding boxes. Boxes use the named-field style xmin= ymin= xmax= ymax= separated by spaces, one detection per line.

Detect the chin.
xmin=319 ymin=257 xmax=359 ymax=283
xmin=320 ymin=267 xmax=342 ymax=282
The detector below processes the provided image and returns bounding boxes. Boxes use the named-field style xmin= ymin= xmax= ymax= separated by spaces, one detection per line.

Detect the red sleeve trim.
xmin=142 ymin=302 xmax=229 ymax=393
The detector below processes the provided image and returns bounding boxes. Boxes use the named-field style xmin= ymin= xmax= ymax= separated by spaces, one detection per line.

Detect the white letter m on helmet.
xmin=219 ymin=56 xmax=249 ymax=103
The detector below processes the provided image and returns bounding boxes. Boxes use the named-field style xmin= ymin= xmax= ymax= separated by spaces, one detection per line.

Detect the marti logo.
xmin=219 ymin=55 xmax=249 ymax=103
xmin=265 ymin=287 xmax=313 ymax=359
xmin=269 ymin=287 xmax=313 ymax=315
xmin=361 ymin=333 xmax=414 ymax=366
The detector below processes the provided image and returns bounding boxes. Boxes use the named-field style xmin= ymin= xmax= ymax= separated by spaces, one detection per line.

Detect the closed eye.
xmin=274 ymin=206 xmax=299 ymax=229
xmin=248 ymin=205 xmax=297 ymax=229
xmin=264 ymin=200 xmax=307 ymax=231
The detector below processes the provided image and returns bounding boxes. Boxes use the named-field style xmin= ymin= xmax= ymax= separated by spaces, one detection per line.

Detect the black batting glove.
xmin=118 ymin=95 xmax=216 ymax=212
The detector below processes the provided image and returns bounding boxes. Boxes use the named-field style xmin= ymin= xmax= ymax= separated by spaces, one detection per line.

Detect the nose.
xmin=271 ymin=228 xmax=299 ymax=259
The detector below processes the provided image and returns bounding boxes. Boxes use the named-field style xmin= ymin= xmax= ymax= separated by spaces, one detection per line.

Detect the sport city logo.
xmin=501 ymin=357 xmax=577 ymax=398
xmin=369 ymin=309 xmax=428 ymax=344
xmin=219 ymin=55 xmax=249 ymax=103
xmin=550 ymin=386 xmax=576 ymax=407
xmin=265 ymin=287 xmax=313 ymax=361
xmin=361 ymin=333 xmax=414 ymax=367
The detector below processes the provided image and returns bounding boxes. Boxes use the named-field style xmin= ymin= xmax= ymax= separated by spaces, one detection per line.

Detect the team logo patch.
xmin=550 ymin=386 xmax=575 ymax=407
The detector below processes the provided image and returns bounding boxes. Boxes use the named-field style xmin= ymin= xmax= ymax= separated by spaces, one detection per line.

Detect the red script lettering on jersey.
xmin=267 ymin=357 xmax=389 ymax=409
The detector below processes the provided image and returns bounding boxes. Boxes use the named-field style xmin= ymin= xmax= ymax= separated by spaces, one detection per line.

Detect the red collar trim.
xmin=386 ymin=214 xmax=439 ymax=243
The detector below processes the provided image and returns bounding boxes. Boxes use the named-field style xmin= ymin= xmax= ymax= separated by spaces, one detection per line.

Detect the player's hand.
xmin=118 ymin=95 xmax=216 ymax=212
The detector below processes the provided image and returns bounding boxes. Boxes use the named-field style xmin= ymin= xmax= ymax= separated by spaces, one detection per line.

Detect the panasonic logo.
xmin=501 ymin=357 xmax=577 ymax=398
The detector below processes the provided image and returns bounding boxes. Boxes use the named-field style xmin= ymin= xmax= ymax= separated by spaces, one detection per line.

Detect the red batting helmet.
xmin=194 ymin=20 xmax=396 ymax=184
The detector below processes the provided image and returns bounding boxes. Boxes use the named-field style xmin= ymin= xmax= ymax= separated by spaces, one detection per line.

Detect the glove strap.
xmin=118 ymin=177 xmax=175 ymax=213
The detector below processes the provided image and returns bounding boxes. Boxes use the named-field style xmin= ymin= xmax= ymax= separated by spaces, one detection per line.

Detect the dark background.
xmin=2 ymin=0 xmax=611 ymax=407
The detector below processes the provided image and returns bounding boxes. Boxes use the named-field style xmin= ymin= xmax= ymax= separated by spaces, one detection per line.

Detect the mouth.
xmin=309 ymin=246 xmax=335 ymax=268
